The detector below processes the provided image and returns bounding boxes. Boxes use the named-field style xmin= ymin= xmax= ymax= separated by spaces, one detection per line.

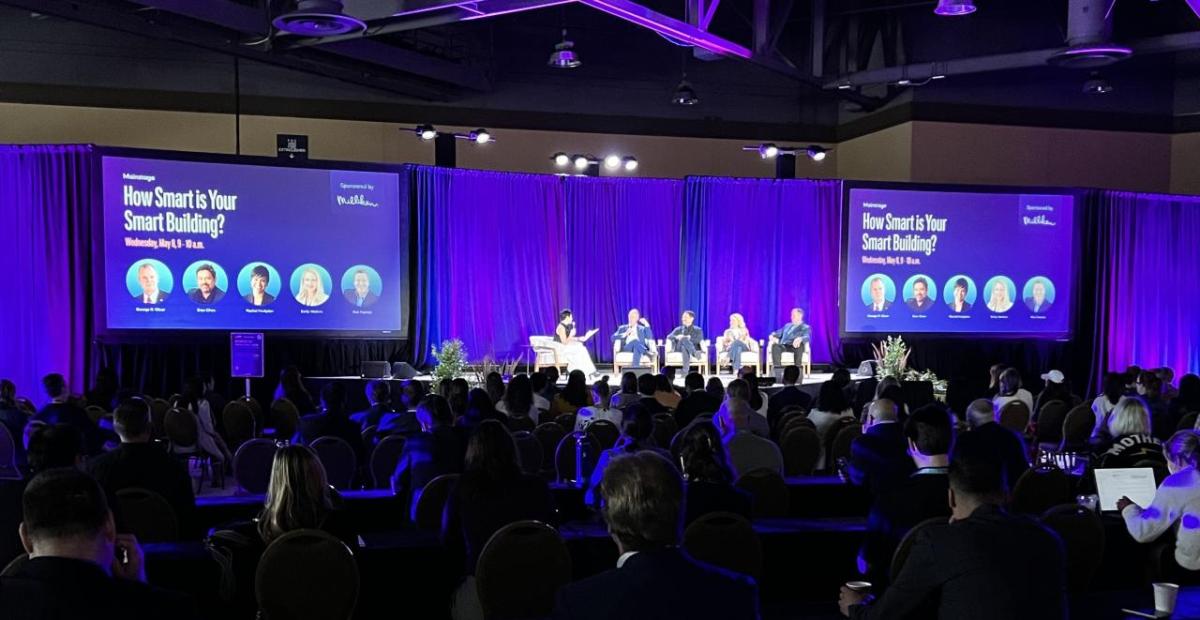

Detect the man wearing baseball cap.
xmin=1035 ymin=369 xmax=1073 ymax=416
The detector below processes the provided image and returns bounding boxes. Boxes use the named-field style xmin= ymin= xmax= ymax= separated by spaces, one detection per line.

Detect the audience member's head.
xmin=530 ymin=372 xmax=549 ymax=395
xmin=416 ymin=394 xmax=454 ymax=431
xmin=446 ymin=378 xmax=471 ymax=417
xmin=905 ymin=404 xmax=955 ymax=463
xmin=113 ymin=399 xmax=151 ymax=442
xmin=42 ymin=373 xmax=68 ymax=401
xmin=716 ymin=398 xmax=753 ymax=437
xmin=367 ymin=380 xmax=391 ymax=406
xmin=464 ymin=419 xmax=521 ymax=481
xmin=782 ymin=366 xmax=801 ymax=386
xmin=599 ymin=451 xmax=683 ymax=553
xmin=1136 ymin=371 xmax=1163 ymax=401
xmin=874 ymin=376 xmax=900 ymax=400
xmin=725 ymin=378 xmax=749 ymax=403
xmin=27 ymin=424 xmax=85 ymax=473
xmin=998 ymin=368 xmax=1022 ymax=397
xmin=463 ymin=388 xmax=496 ymax=426
xmin=1177 ymin=374 xmax=1200 ymax=412
xmin=619 ymin=372 xmax=638 ymax=395
xmin=20 ymin=469 xmax=116 ymax=568
xmin=592 ymin=379 xmax=612 ymax=410
xmin=705 ymin=377 xmax=725 ymax=401
xmin=258 ymin=444 xmax=334 ymax=544
xmin=619 ymin=404 xmax=655 ymax=448
xmin=1164 ymin=430 xmax=1200 ymax=474
xmin=275 ymin=365 xmax=310 ymax=403
xmin=502 ymin=374 xmax=534 ymax=417
xmin=654 ymin=374 xmax=674 ymax=396
xmin=637 ymin=373 xmax=657 ymax=397
xmin=832 ymin=367 xmax=851 ymax=387
xmin=1108 ymin=398 xmax=1152 ymax=438
xmin=485 ymin=372 xmax=505 ymax=405
xmin=543 ymin=367 xmax=560 ymax=389
xmin=684 ymin=372 xmax=705 ymax=393
xmin=965 ymin=399 xmax=996 ymax=429
xmin=562 ymin=370 xmax=590 ymax=407
xmin=816 ymin=381 xmax=849 ymax=413
xmin=401 ymin=379 xmax=426 ymax=410
xmin=0 ymin=378 xmax=16 ymax=406
xmin=1102 ymin=373 xmax=1125 ymax=406
xmin=320 ymin=382 xmax=347 ymax=417
xmin=678 ymin=422 xmax=732 ymax=484
xmin=948 ymin=432 xmax=1008 ymax=518
xmin=866 ymin=398 xmax=898 ymax=427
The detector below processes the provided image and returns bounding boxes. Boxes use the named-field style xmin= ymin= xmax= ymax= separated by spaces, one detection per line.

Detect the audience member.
xmin=530 ymin=373 xmax=553 ymax=413
xmin=551 ymin=370 xmax=592 ymax=417
xmin=85 ymin=367 xmax=120 ymax=411
xmin=964 ymin=398 xmax=1029 ymax=489
xmin=705 ymin=376 xmax=726 ymax=403
xmin=0 ymin=379 xmax=29 ymax=468
xmin=576 ymin=379 xmax=622 ymax=431
xmin=443 ymin=420 xmax=555 ymax=619
xmin=554 ymin=451 xmax=759 ymax=620
xmin=678 ymin=422 xmax=751 ymax=525
xmin=484 ymin=372 xmax=506 ymax=405
xmin=809 ymin=381 xmax=855 ymax=470
xmin=352 ymin=380 xmax=397 ymax=431
xmin=391 ymin=395 xmax=465 ymax=515
xmin=847 ymin=399 xmax=913 ymax=494
xmin=859 ymin=404 xmax=955 ymax=586
xmin=1033 ymin=369 xmax=1074 ymax=416
xmin=738 ymin=368 xmax=767 ymax=415
xmin=675 ymin=373 xmax=720 ymax=429
xmin=586 ymin=405 xmax=672 ymax=505
xmin=992 ymin=368 xmax=1033 ymax=413
xmin=1158 ymin=367 xmax=1179 ymax=402
xmin=0 ymin=468 xmax=200 ymax=619
xmin=26 ymin=424 xmax=85 ymax=474
xmin=717 ymin=398 xmax=783 ymax=478
xmin=86 ymin=398 xmax=195 ymax=536
xmin=273 ymin=365 xmax=316 ymax=415
xmin=258 ymin=445 xmax=354 ymax=545
xmin=300 ymin=382 xmax=368 ymax=467
xmin=379 ymin=381 xmax=424 ymax=438
xmin=767 ymin=366 xmax=813 ymax=435
xmin=1091 ymin=373 xmax=1127 ymax=440
xmin=840 ymin=432 xmax=1066 ymax=619
xmin=723 ymin=379 xmax=769 ymax=437
xmin=653 ymin=374 xmax=682 ymax=411
xmin=35 ymin=373 xmax=101 ymax=454
xmin=1136 ymin=371 xmax=1172 ymax=440
xmin=611 ymin=372 xmax=641 ymax=409
xmin=1119 ymin=429 xmax=1200 ymax=575
xmin=633 ymin=373 xmax=668 ymax=416
xmin=458 ymin=388 xmax=503 ymax=432
xmin=541 ymin=367 xmax=561 ymax=401
xmin=1094 ymin=398 xmax=1165 ymax=470
xmin=986 ymin=364 xmax=1006 ymax=398
xmin=1168 ymin=373 xmax=1200 ymax=429
xmin=401 ymin=379 xmax=427 ymax=411
xmin=446 ymin=378 xmax=471 ymax=420
xmin=497 ymin=374 xmax=538 ymax=421
xmin=180 ymin=375 xmax=232 ymax=467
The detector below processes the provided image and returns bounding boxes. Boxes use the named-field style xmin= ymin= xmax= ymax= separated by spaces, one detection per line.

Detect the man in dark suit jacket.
xmin=867 ymin=277 xmax=892 ymax=312
xmin=554 ymin=451 xmax=758 ymax=620
xmin=34 ymin=374 xmax=102 ymax=455
xmin=767 ymin=366 xmax=813 ymax=436
xmin=391 ymin=395 xmax=464 ymax=516
xmin=1025 ymin=279 xmax=1053 ymax=314
xmin=351 ymin=380 xmax=397 ymax=430
xmin=848 ymin=399 xmax=914 ymax=495
xmin=675 ymin=373 xmax=721 ymax=428
xmin=842 ymin=432 xmax=1066 ymax=619
xmin=0 ymin=380 xmax=29 ymax=468
xmin=86 ymin=400 xmax=195 ymax=536
xmin=965 ymin=399 xmax=1030 ymax=489
xmin=133 ymin=263 xmax=169 ymax=305
xmin=1 ymin=468 xmax=202 ymax=620
xmin=343 ymin=269 xmax=380 ymax=307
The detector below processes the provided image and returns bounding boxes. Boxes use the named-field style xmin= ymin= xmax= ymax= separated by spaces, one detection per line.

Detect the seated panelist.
xmin=612 ymin=308 xmax=654 ymax=368
xmin=667 ymin=311 xmax=705 ymax=375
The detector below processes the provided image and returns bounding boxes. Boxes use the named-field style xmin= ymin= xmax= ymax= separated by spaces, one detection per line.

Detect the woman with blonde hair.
xmin=720 ymin=313 xmax=755 ymax=374
xmin=257 ymin=444 xmax=352 ymax=544
xmin=295 ymin=267 xmax=330 ymax=307
xmin=1119 ymin=430 xmax=1200 ymax=572
xmin=985 ymin=280 xmax=1013 ymax=313
xmin=1095 ymin=398 xmax=1165 ymax=470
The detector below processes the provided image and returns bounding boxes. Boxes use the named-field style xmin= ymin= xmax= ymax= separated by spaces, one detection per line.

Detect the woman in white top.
xmin=294 ymin=267 xmax=330 ymax=306
xmin=992 ymin=368 xmax=1034 ymax=413
xmin=720 ymin=313 xmax=755 ymax=374
xmin=575 ymin=379 xmax=623 ymax=431
xmin=807 ymin=381 xmax=855 ymax=470
xmin=1120 ymin=429 xmax=1200 ymax=571
xmin=985 ymin=280 xmax=1013 ymax=313
xmin=1091 ymin=373 xmax=1126 ymax=440
xmin=554 ymin=309 xmax=597 ymax=379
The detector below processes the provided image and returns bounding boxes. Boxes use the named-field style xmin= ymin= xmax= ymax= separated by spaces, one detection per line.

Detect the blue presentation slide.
xmin=842 ymin=185 xmax=1074 ymax=338
xmin=101 ymin=155 xmax=406 ymax=333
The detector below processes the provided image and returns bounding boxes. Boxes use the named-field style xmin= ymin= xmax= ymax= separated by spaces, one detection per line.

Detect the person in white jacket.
xmin=1119 ymin=429 xmax=1200 ymax=571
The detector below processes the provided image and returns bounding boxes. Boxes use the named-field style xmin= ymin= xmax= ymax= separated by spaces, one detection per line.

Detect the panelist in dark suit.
xmin=768 ymin=307 xmax=811 ymax=381
xmin=1025 ymin=279 xmax=1053 ymax=314
xmin=343 ymin=268 xmax=379 ymax=308
xmin=186 ymin=263 xmax=224 ymax=304
xmin=243 ymin=264 xmax=275 ymax=306
xmin=905 ymin=277 xmax=935 ymax=312
xmin=948 ymin=277 xmax=972 ymax=313
xmin=612 ymin=308 xmax=654 ymax=369
xmin=133 ymin=262 xmax=169 ymax=305
xmin=666 ymin=311 xmax=705 ymax=375
xmin=842 ymin=432 xmax=1066 ymax=620
xmin=554 ymin=451 xmax=759 ymax=620
xmin=867 ymin=277 xmax=891 ymax=312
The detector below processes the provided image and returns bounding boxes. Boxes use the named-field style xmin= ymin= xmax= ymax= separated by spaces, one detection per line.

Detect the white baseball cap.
xmin=1040 ymin=370 xmax=1065 ymax=384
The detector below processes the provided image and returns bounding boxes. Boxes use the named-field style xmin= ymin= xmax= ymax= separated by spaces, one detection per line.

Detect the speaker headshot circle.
xmin=237 ymin=262 xmax=282 ymax=307
xmin=1023 ymin=276 xmax=1056 ymax=314
xmin=342 ymin=265 xmax=382 ymax=308
xmin=290 ymin=263 xmax=334 ymax=307
xmin=983 ymin=276 xmax=1017 ymax=313
xmin=182 ymin=260 xmax=228 ymax=305
xmin=943 ymin=275 xmax=977 ymax=313
xmin=860 ymin=274 xmax=896 ymax=311
xmin=126 ymin=259 xmax=174 ymax=305
xmin=902 ymin=274 xmax=937 ymax=312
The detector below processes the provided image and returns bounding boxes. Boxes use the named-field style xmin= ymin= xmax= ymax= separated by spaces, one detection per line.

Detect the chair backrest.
xmin=1178 ymin=411 xmax=1200 ymax=432
xmin=512 ymin=431 xmax=543 ymax=475
xmin=413 ymin=473 xmax=461 ymax=530
xmin=1011 ymin=466 xmax=1073 ymax=516
xmin=780 ymin=426 xmax=821 ymax=476
xmin=733 ymin=468 xmax=790 ymax=518
xmin=269 ymin=398 xmax=301 ymax=440
xmin=476 ymin=520 xmax=571 ymax=620
xmin=1060 ymin=404 xmax=1095 ymax=449
xmin=890 ymin=516 xmax=947 ymax=582
xmin=773 ymin=409 xmax=808 ymax=440
xmin=311 ymin=436 xmax=357 ymax=490
xmin=555 ymin=432 xmax=599 ymax=483
xmin=233 ymin=438 xmax=279 ymax=494
xmin=1040 ymin=503 xmax=1106 ymax=593
xmin=998 ymin=400 xmax=1031 ymax=435
xmin=256 ymin=529 xmax=359 ymax=620
xmin=652 ymin=414 xmax=678 ymax=450
xmin=529 ymin=335 xmax=555 ymax=348
xmin=114 ymin=487 xmax=180 ymax=542
xmin=533 ymin=423 xmax=566 ymax=475
xmin=164 ymin=408 xmax=199 ymax=449
xmin=0 ymin=422 xmax=21 ymax=481
xmin=85 ymin=405 xmax=107 ymax=424
xmin=1035 ymin=400 xmax=1069 ymax=444
xmin=553 ymin=413 xmax=576 ymax=433
xmin=586 ymin=420 xmax=620 ymax=450
xmin=682 ymin=511 xmax=763 ymax=578
xmin=369 ymin=434 xmax=408 ymax=489
xmin=504 ymin=416 xmax=536 ymax=433
xmin=222 ymin=400 xmax=256 ymax=448
xmin=780 ymin=415 xmax=816 ymax=442
xmin=149 ymin=398 xmax=170 ymax=426
xmin=1 ymin=553 xmax=28 ymax=577
xmin=828 ymin=423 xmax=863 ymax=471
xmin=823 ymin=417 xmax=859 ymax=464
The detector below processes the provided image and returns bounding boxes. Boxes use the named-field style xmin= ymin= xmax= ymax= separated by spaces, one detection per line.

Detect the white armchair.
xmin=766 ymin=345 xmax=812 ymax=378
xmin=663 ymin=338 xmax=711 ymax=376
xmin=612 ymin=338 xmax=657 ymax=375
xmin=529 ymin=336 xmax=562 ymax=374
xmin=715 ymin=338 xmax=762 ymax=376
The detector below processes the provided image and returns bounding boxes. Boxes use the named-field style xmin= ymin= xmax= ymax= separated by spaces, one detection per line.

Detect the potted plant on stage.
xmin=871 ymin=335 xmax=947 ymax=396
xmin=430 ymin=339 xmax=467 ymax=393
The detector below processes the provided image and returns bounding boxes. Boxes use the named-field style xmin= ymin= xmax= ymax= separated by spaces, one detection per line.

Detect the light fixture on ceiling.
xmin=1082 ymin=72 xmax=1114 ymax=94
xmin=671 ymin=76 xmax=700 ymax=106
xmin=553 ymin=152 xmax=571 ymax=167
xmin=743 ymin=143 xmax=830 ymax=162
xmin=273 ymin=0 xmax=367 ymax=36
xmin=548 ymin=29 xmax=582 ymax=69
xmin=757 ymin=143 xmax=779 ymax=159
xmin=468 ymin=129 xmax=491 ymax=144
xmin=806 ymin=146 xmax=829 ymax=162
xmin=573 ymin=155 xmax=591 ymax=170
xmin=550 ymin=153 xmax=638 ymax=174
xmin=414 ymin=124 xmax=437 ymax=140
xmin=622 ymin=156 xmax=638 ymax=171
xmin=604 ymin=154 xmax=622 ymax=170
xmin=933 ymin=0 xmax=977 ymax=16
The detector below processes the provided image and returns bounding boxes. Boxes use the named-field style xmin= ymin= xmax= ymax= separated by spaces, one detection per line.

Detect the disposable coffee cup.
xmin=845 ymin=581 xmax=872 ymax=593
xmin=1153 ymin=582 xmax=1179 ymax=613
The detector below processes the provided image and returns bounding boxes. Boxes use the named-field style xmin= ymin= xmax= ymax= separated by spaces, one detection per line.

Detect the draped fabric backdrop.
xmin=681 ymin=178 xmax=843 ymax=365
xmin=0 ymin=145 xmax=94 ymax=405
xmin=565 ymin=177 xmax=683 ymax=362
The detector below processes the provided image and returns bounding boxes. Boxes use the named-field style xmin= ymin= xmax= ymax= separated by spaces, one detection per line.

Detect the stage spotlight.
xmin=470 ymin=129 xmax=491 ymax=144
xmin=415 ymin=124 xmax=437 ymax=141
xmin=806 ymin=146 xmax=829 ymax=162
xmin=623 ymin=156 xmax=638 ymax=171
xmin=604 ymin=154 xmax=622 ymax=170
xmin=758 ymin=143 xmax=779 ymax=159
xmin=553 ymin=152 xmax=570 ymax=167
xmin=548 ymin=29 xmax=582 ymax=69
xmin=573 ymin=155 xmax=590 ymax=171
xmin=934 ymin=0 xmax=976 ymax=15
xmin=671 ymin=77 xmax=700 ymax=106
xmin=1083 ymin=73 xmax=1113 ymax=94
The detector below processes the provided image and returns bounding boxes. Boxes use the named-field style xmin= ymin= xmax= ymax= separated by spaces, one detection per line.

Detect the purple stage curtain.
xmin=411 ymin=166 xmax=567 ymax=366
xmin=0 ymin=145 xmax=94 ymax=405
xmin=681 ymin=177 xmax=842 ymax=364
xmin=564 ymin=177 xmax=683 ymax=363
xmin=1092 ymin=191 xmax=1200 ymax=380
